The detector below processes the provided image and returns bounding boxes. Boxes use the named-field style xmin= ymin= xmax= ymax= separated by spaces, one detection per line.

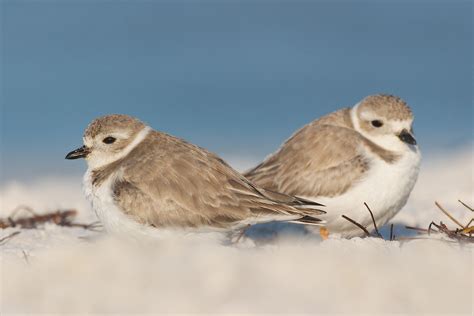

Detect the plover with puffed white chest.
xmin=244 ymin=94 xmax=421 ymax=238
xmin=66 ymin=114 xmax=325 ymax=240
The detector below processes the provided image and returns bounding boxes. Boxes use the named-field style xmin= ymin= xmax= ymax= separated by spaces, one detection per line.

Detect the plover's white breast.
xmin=83 ymin=169 xmax=152 ymax=238
xmin=306 ymin=148 xmax=421 ymax=237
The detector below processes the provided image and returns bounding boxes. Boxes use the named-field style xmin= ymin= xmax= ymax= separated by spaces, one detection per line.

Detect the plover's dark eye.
xmin=371 ymin=120 xmax=383 ymax=128
xmin=103 ymin=136 xmax=116 ymax=144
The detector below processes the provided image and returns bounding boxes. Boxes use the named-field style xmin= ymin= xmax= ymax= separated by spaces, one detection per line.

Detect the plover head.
xmin=352 ymin=94 xmax=417 ymax=152
xmin=65 ymin=114 xmax=150 ymax=169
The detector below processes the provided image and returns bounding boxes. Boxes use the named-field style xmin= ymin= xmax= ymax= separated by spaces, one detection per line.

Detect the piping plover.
xmin=66 ymin=114 xmax=325 ymax=239
xmin=244 ymin=94 xmax=421 ymax=237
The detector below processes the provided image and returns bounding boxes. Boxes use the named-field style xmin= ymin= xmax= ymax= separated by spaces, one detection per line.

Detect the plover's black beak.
xmin=398 ymin=129 xmax=417 ymax=145
xmin=65 ymin=146 xmax=90 ymax=160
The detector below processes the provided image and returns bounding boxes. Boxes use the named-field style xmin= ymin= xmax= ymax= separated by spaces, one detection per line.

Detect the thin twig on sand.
xmin=434 ymin=201 xmax=464 ymax=229
xmin=22 ymin=250 xmax=30 ymax=265
xmin=458 ymin=200 xmax=474 ymax=212
xmin=341 ymin=215 xmax=370 ymax=237
xmin=0 ymin=231 xmax=21 ymax=245
xmin=364 ymin=203 xmax=383 ymax=238
xmin=68 ymin=221 xmax=103 ymax=231
xmin=341 ymin=203 xmax=382 ymax=238
xmin=405 ymin=226 xmax=429 ymax=233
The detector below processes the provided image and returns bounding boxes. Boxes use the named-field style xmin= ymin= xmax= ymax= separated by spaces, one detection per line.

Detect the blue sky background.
xmin=1 ymin=1 xmax=472 ymax=182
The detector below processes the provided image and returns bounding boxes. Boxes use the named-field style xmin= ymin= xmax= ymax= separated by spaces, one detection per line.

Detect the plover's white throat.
xmin=66 ymin=114 xmax=325 ymax=239
xmin=244 ymin=94 xmax=421 ymax=237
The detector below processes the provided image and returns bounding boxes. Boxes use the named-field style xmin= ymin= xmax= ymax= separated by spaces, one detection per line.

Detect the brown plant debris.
xmin=405 ymin=201 xmax=474 ymax=243
xmin=364 ymin=202 xmax=383 ymax=238
xmin=0 ymin=206 xmax=102 ymax=231
xmin=458 ymin=200 xmax=473 ymax=212
xmin=341 ymin=200 xmax=473 ymax=243
xmin=341 ymin=214 xmax=371 ymax=237
xmin=0 ymin=231 xmax=21 ymax=245
xmin=389 ymin=223 xmax=395 ymax=241
xmin=341 ymin=202 xmax=383 ymax=238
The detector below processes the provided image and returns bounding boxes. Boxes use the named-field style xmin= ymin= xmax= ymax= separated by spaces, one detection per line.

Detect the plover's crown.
xmin=84 ymin=114 xmax=146 ymax=139
xmin=358 ymin=94 xmax=413 ymax=121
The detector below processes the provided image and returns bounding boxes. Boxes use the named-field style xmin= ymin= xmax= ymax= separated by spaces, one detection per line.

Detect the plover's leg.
xmin=319 ymin=227 xmax=330 ymax=240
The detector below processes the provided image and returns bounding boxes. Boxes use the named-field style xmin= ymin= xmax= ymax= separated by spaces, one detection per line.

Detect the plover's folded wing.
xmin=253 ymin=187 xmax=324 ymax=208
xmin=113 ymin=132 xmax=325 ymax=229
xmin=244 ymin=125 xmax=371 ymax=198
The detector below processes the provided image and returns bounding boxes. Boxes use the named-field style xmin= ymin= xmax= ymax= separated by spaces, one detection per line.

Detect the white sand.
xmin=0 ymin=146 xmax=473 ymax=314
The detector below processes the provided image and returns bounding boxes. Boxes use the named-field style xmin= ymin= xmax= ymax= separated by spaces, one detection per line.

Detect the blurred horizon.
xmin=1 ymin=1 xmax=473 ymax=182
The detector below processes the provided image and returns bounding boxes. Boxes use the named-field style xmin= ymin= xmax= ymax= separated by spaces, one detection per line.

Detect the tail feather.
xmin=259 ymin=188 xmax=325 ymax=209
xmin=290 ymin=215 xmax=325 ymax=226
xmin=259 ymin=188 xmax=326 ymax=224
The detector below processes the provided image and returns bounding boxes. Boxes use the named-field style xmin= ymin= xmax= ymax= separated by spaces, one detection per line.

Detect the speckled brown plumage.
xmin=358 ymin=94 xmax=412 ymax=121
xmin=84 ymin=114 xmax=145 ymax=139
xmin=90 ymin=128 xmax=325 ymax=229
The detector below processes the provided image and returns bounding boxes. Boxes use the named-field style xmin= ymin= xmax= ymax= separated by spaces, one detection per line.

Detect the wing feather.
xmin=244 ymin=124 xmax=371 ymax=198
xmin=111 ymin=131 xmax=324 ymax=229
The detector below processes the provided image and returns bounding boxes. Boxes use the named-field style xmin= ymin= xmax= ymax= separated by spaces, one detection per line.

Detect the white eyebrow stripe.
xmin=109 ymin=131 xmax=133 ymax=139
xmin=116 ymin=126 xmax=152 ymax=160
xmin=350 ymin=102 xmax=362 ymax=133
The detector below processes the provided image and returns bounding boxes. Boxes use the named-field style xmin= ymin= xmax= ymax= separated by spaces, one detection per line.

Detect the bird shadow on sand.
xmin=243 ymin=221 xmax=418 ymax=245
xmin=243 ymin=222 xmax=317 ymax=245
